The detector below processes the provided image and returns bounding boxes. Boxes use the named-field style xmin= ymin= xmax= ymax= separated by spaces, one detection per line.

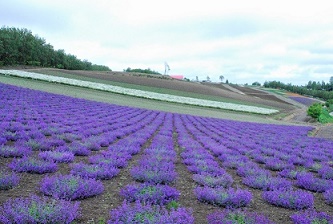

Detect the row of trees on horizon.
xmin=0 ymin=27 xmax=111 ymax=71
xmin=263 ymin=79 xmax=333 ymax=101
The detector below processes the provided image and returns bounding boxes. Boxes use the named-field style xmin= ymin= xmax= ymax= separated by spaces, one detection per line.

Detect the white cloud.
xmin=1 ymin=0 xmax=333 ymax=85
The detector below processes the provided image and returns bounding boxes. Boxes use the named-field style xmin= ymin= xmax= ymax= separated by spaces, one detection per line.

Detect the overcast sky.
xmin=2 ymin=0 xmax=333 ymax=85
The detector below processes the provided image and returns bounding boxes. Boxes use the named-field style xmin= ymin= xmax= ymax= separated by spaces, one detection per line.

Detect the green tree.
xmin=307 ymin=103 xmax=322 ymax=119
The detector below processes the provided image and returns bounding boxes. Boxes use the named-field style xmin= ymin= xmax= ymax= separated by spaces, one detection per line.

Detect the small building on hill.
xmin=170 ymin=75 xmax=184 ymax=80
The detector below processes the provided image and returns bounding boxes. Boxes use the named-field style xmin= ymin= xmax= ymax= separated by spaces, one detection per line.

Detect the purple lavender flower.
xmin=296 ymin=172 xmax=333 ymax=192
xmin=207 ymin=210 xmax=275 ymax=224
xmin=38 ymin=151 xmax=74 ymax=163
xmin=265 ymin=158 xmax=293 ymax=171
xmin=120 ymin=183 xmax=180 ymax=205
xmin=0 ymin=137 xmax=7 ymax=145
xmin=243 ymin=174 xmax=292 ymax=191
xmin=108 ymin=201 xmax=194 ymax=224
xmin=0 ymin=145 xmax=30 ymax=158
xmin=40 ymin=174 xmax=104 ymax=200
xmin=56 ymin=133 xmax=82 ymax=143
xmin=8 ymin=157 xmax=58 ymax=174
xmin=236 ymin=166 xmax=269 ymax=177
xmin=0 ymin=171 xmax=20 ymax=190
xmin=318 ymin=165 xmax=333 ymax=180
xmin=195 ymin=187 xmax=252 ymax=208
xmin=0 ymin=194 xmax=80 ymax=223
xmin=88 ymin=154 xmax=128 ymax=168
xmin=131 ymin=166 xmax=177 ymax=184
xmin=278 ymin=168 xmax=306 ymax=179
xmin=323 ymin=189 xmax=333 ymax=205
xmin=290 ymin=209 xmax=333 ymax=224
xmin=262 ymin=189 xmax=314 ymax=210
xmin=62 ymin=142 xmax=91 ymax=156
xmin=193 ymin=173 xmax=233 ymax=188
xmin=70 ymin=162 xmax=119 ymax=179
xmin=289 ymin=96 xmax=320 ymax=106
xmin=23 ymin=138 xmax=48 ymax=151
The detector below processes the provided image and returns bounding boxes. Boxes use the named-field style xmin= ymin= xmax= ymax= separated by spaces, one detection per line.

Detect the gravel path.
xmin=314 ymin=124 xmax=333 ymax=140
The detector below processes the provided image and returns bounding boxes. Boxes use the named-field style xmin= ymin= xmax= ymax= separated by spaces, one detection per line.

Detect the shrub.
xmin=63 ymin=142 xmax=91 ymax=156
xmin=262 ymin=189 xmax=314 ymax=210
xmin=24 ymin=139 xmax=48 ymax=151
xmin=243 ymin=174 xmax=292 ymax=191
xmin=40 ymin=174 xmax=104 ymax=200
xmin=323 ymin=189 xmax=333 ymax=205
xmin=207 ymin=210 xmax=275 ymax=224
xmin=0 ymin=145 xmax=30 ymax=158
xmin=70 ymin=162 xmax=119 ymax=180
xmin=39 ymin=151 xmax=74 ymax=163
xmin=9 ymin=157 xmax=58 ymax=174
xmin=0 ymin=171 xmax=19 ymax=190
xmin=236 ymin=166 xmax=269 ymax=177
xmin=131 ymin=166 xmax=177 ymax=184
xmin=192 ymin=173 xmax=233 ymax=188
xmin=0 ymin=195 xmax=80 ymax=223
xmin=195 ymin=187 xmax=252 ymax=208
xmin=108 ymin=201 xmax=194 ymax=224
xmin=120 ymin=183 xmax=180 ymax=205
xmin=296 ymin=173 xmax=333 ymax=192
xmin=318 ymin=166 xmax=333 ymax=180
xmin=278 ymin=168 xmax=306 ymax=179
xmin=291 ymin=209 xmax=333 ymax=224
xmin=307 ymin=103 xmax=322 ymax=119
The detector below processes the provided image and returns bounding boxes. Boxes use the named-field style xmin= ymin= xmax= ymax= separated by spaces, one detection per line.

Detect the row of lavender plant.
xmin=0 ymin=83 xmax=168 ymax=223
xmin=173 ymin=114 xmax=277 ymax=223
xmin=181 ymin=114 xmax=333 ymax=222
xmin=192 ymin=115 xmax=333 ymax=196
xmin=108 ymin=113 xmax=194 ymax=223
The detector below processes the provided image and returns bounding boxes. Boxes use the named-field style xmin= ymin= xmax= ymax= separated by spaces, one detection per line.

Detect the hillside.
xmin=24 ymin=68 xmax=296 ymax=114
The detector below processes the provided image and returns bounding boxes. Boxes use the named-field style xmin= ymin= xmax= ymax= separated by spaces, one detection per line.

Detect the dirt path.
xmin=314 ymin=124 xmax=333 ymax=139
xmin=283 ymin=106 xmax=333 ymax=140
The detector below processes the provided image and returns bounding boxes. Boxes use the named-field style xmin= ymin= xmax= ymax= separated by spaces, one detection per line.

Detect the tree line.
xmin=0 ymin=27 xmax=111 ymax=71
xmin=263 ymin=79 xmax=333 ymax=101
xmin=123 ymin=67 xmax=161 ymax=75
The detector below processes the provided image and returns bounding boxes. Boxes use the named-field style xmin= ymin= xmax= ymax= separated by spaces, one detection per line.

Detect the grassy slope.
xmin=30 ymin=69 xmax=276 ymax=109
xmin=0 ymin=75 xmax=292 ymax=125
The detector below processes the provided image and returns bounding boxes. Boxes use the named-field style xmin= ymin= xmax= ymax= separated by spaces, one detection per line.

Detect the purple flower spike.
xmin=291 ymin=209 xmax=333 ymax=224
xmin=0 ymin=171 xmax=20 ymax=190
xmin=195 ymin=187 xmax=252 ymax=208
xmin=193 ymin=173 xmax=233 ymax=188
xmin=40 ymin=174 xmax=104 ymax=200
xmin=0 ymin=145 xmax=30 ymax=158
xmin=243 ymin=174 xmax=292 ymax=191
xmin=108 ymin=201 xmax=194 ymax=224
xmin=262 ymin=189 xmax=314 ymax=210
xmin=70 ymin=162 xmax=119 ymax=180
xmin=323 ymin=189 xmax=333 ymax=205
xmin=207 ymin=210 xmax=275 ymax=224
xmin=120 ymin=183 xmax=180 ymax=205
xmin=296 ymin=172 xmax=333 ymax=192
xmin=0 ymin=194 xmax=80 ymax=223
xmin=8 ymin=157 xmax=58 ymax=174
xmin=39 ymin=151 xmax=74 ymax=163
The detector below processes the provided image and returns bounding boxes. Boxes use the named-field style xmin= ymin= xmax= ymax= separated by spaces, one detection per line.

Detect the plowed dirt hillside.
xmin=25 ymin=68 xmax=295 ymax=113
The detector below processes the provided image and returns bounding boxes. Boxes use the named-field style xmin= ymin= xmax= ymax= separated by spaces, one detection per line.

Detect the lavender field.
xmin=0 ymin=83 xmax=333 ymax=223
xmin=288 ymin=96 xmax=321 ymax=106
